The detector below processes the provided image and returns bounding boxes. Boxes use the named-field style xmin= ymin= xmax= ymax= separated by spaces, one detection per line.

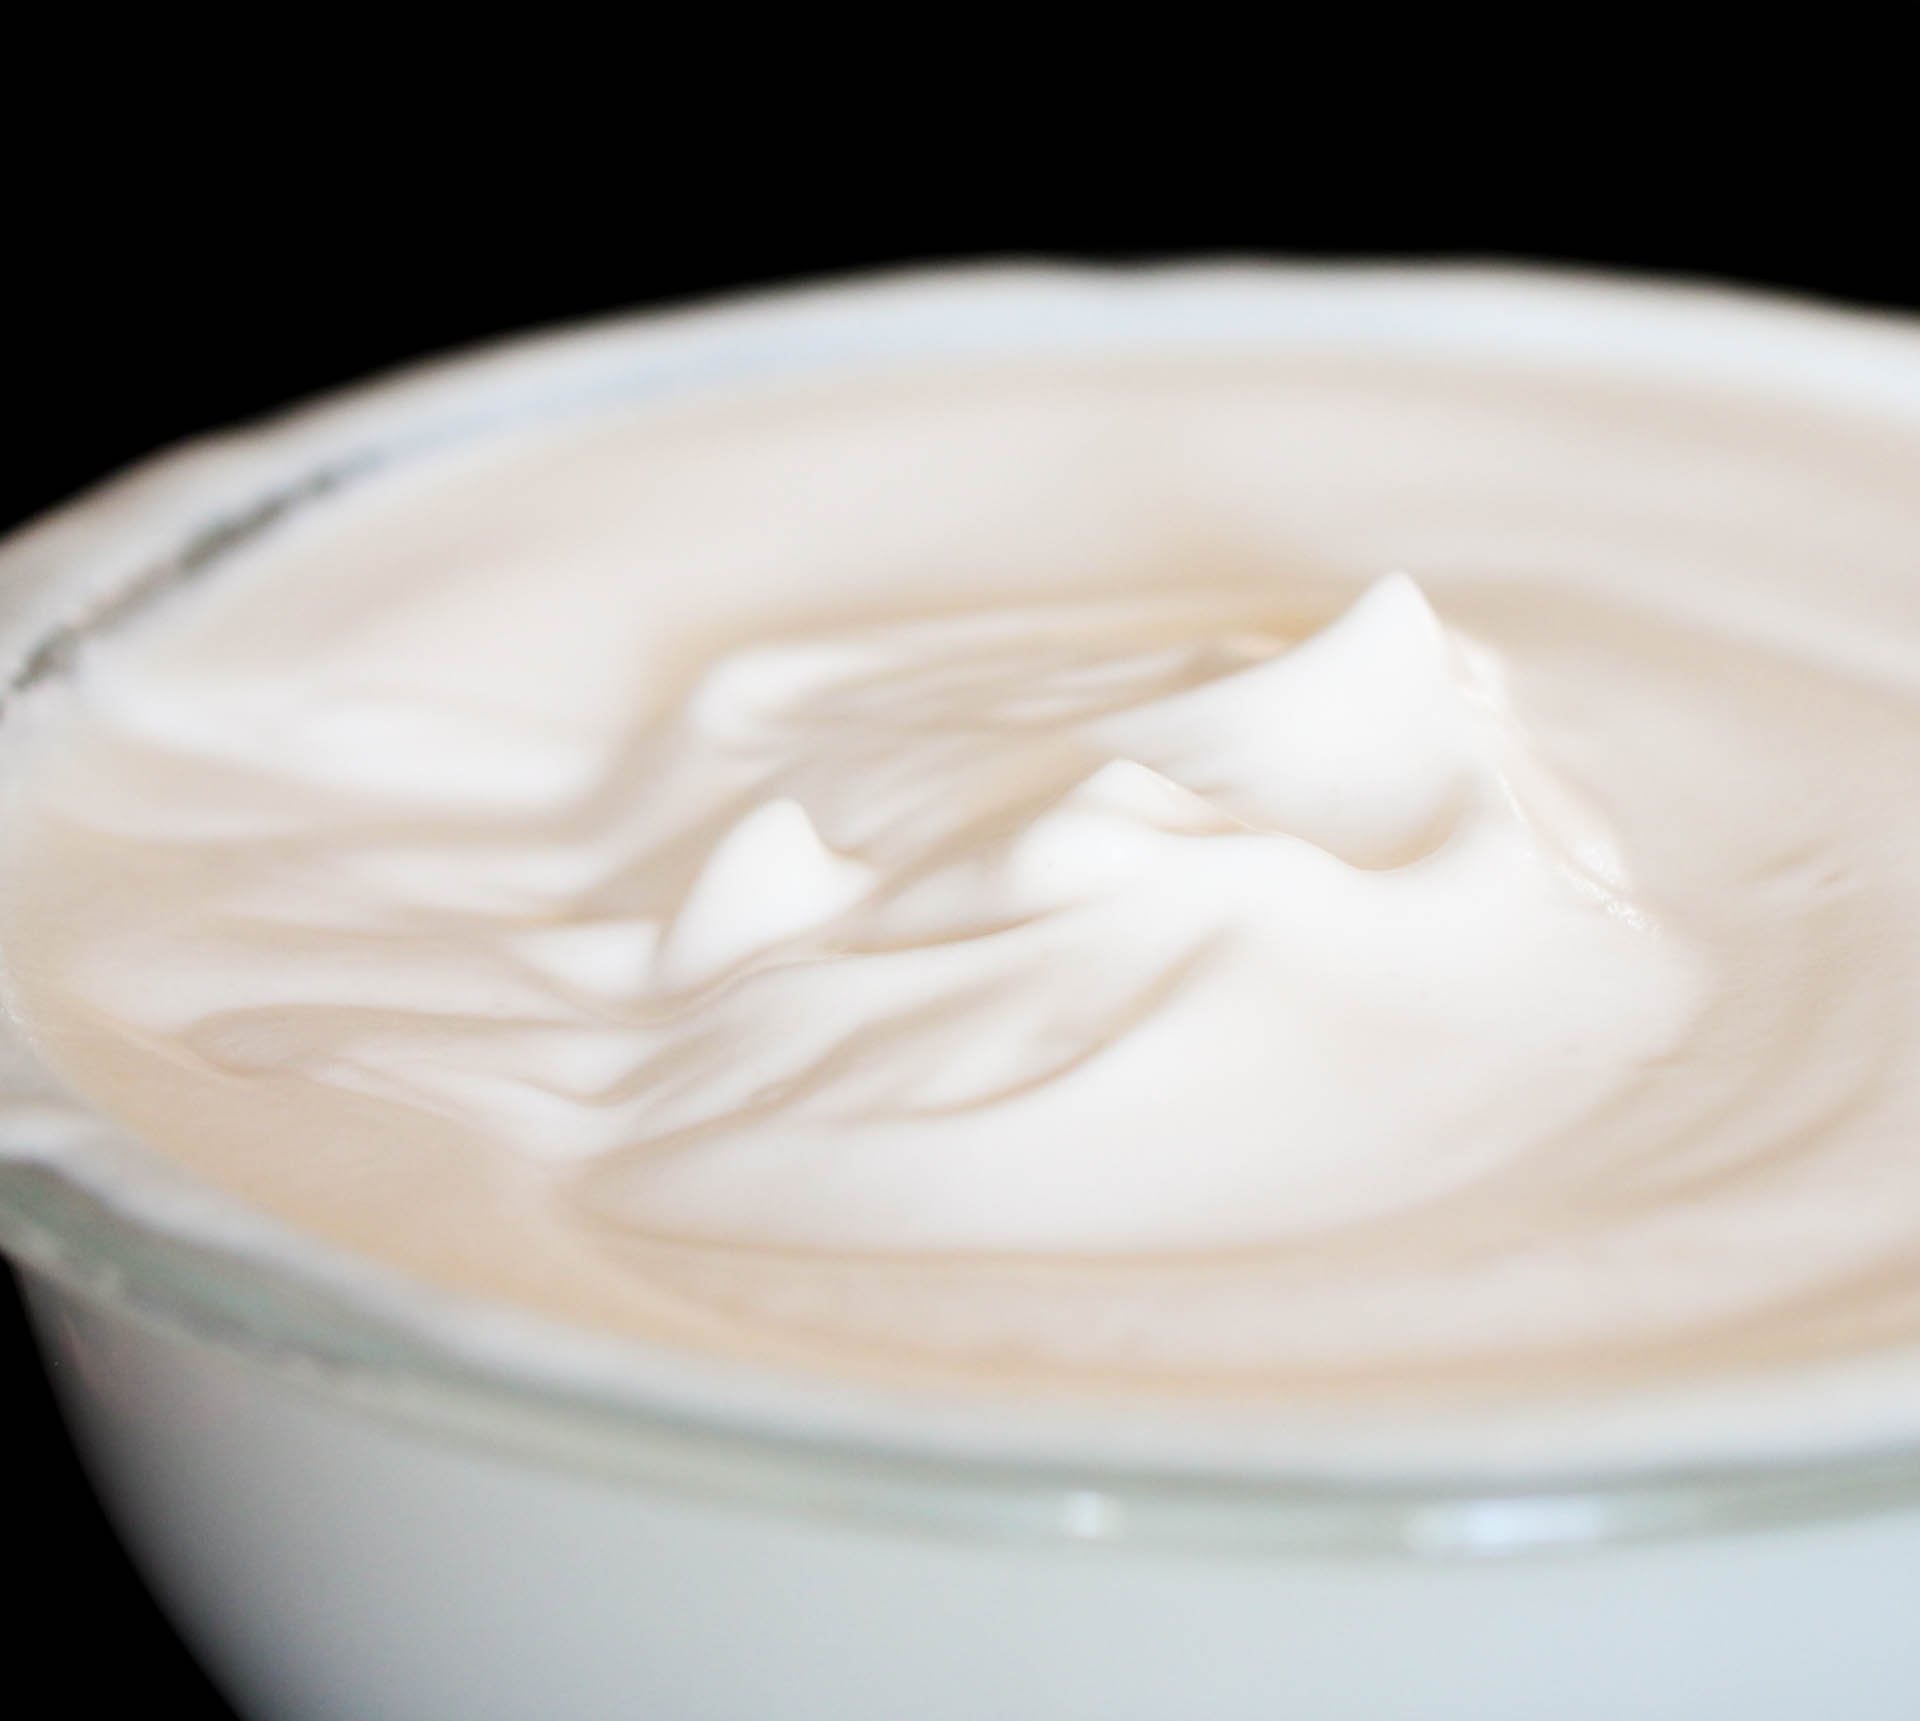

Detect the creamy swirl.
xmin=59 ymin=575 xmax=1701 ymax=1255
xmin=10 ymin=353 xmax=1920 ymax=1466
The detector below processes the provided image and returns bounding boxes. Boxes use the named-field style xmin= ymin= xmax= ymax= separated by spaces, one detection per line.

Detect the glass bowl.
xmin=8 ymin=262 xmax=1920 ymax=1721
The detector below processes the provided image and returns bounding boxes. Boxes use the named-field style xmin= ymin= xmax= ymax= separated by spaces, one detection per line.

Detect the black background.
xmin=4 ymin=49 xmax=1918 ymax=1717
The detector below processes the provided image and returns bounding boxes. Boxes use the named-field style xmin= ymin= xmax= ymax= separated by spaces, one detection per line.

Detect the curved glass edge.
xmin=10 ymin=262 xmax=1920 ymax=1560
xmin=17 ymin=1155 xmax=1920 ymax=1563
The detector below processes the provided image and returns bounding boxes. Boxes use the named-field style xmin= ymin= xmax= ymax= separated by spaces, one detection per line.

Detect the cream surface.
xmin=51 ymin=572 xmax=1703 ymax=1254
xmin=10 ymin=356 xmax=1920 ymax=1465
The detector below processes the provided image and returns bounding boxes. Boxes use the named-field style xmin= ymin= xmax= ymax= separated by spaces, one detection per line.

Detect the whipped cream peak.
xmin=1085 ymin=572 xmax=1476 ymax=867
xmin=657 ymin=798 xmax=874 ymax=991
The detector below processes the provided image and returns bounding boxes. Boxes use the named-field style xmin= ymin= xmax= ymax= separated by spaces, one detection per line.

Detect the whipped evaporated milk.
xmin=8 ymin=352 xmax=1920 ymax=1480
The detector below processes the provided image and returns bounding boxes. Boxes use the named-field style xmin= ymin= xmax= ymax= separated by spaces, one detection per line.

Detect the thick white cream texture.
xmin=584 ymin=576 xmax=1697 ymax=1251
xmin=12 ymin=357 xmax=1920 ymax=1461
xmin=53 ymin=571 xmax=1704 ymax=1254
